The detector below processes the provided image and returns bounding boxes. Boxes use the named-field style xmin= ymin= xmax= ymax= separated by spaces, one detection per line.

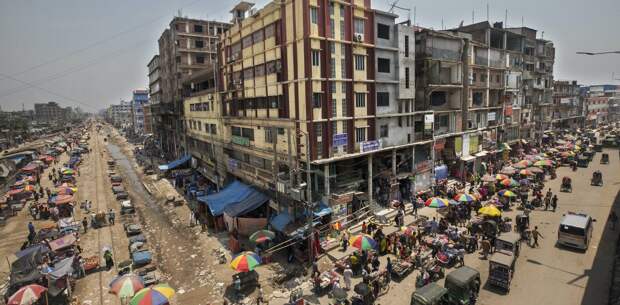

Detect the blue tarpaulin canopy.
xmin=435 ymin=165 xmax=448 ymax=181
xmin=197 ymin=181 xmax=268 ymax=217
xmin=270 ymin=212 xmax=292 ymax=232
xmin=313 ymin=202 xmax=333 ymax=217
xmin=158 ymin=155 xmax=191 ymax=171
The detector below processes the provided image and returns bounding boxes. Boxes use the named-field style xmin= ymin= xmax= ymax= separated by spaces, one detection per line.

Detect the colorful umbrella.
xmin=62 ymin=169 xmax=75 ymax=175
xmin=478 ymin=205 xmax=502 ymax=217
xmin=481 ymin=174 xmax=496 ymax=182
xmin=525 ymin=167 xmax=544 ymax=174
xmin=401 ymin=226 xmax=415 ymax=235
xmin=230 ymin=252 xmax=261 ymax=272
xmin=425 ymin=197 xmax=449 ymax=208
xmin=499 ymin=178 xmax=519 ymax=188
xmin=448 ymin=199 xmax=461 ymax=206
xmin=495 ymin=174 xmax=509 ymax=180
xmin=109 ymin=274 xmax=145 ymax=298
xmin=53 ymin=194 xmax=74 ymax=205
xmin=500 ymin=166 xmax=517 ymax=174
xmin=349 ymin=234 xmax=377 ymax=250
xmin=518 ymin=160 xmax=533 ymax=167
xmin=498 ymin=189 xmax=518 ymax=197
xmin=519 ymin=169 xmax=533 ymax=176
xmin=129 ymin=284 xmax=176 ymax=305
xmin=534 ymin=160 xmax=553 ymax=167
xmin=249 ymin=230 xmax=275 ymax=244
xmin=8 ymin=284 xmax=47 ymax=305
xmin=454 ymin=193 xmax=476 ymax=202
xmin=23 ymin=185 xmax=35 ymax=192
xmin=512 ymin=162 xmax=527 ymax=169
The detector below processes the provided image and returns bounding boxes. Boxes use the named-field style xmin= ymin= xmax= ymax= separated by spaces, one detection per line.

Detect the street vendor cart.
xmin=487 ymin=252 xmax=515 ymax=292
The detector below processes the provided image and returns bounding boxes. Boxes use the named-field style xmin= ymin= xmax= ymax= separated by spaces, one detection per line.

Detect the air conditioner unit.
xmin=353 ymin=34 xmax=363 ymax=42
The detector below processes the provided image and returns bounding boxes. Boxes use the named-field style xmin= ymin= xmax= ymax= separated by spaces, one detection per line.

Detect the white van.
xmin=557 ymin=212 xmax=594 ymax=250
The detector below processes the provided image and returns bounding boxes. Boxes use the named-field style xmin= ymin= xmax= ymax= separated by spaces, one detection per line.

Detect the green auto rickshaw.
xmin=411 ymin=267 xmax=481 ymax=305
xmin=410 ymin=283 xmax=448 ymax=305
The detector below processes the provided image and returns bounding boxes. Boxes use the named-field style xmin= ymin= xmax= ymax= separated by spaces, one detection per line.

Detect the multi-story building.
xmin=143 ymin=104 xmax=154 ymax=135
xmin=147 ymin=55 xmax=161 ymax=140
xmin=131 ymin=89 xmax=149 ymax=135
xmin=156 ymin=17 xmax=231 ymax=160
xmin=584 ymin=85 xmax=619 ymax=126
xmin=34 ymin=101 xmax=65 ymax=123
xmin=183 ymin=66 xmax=228 ymax=187
xmin=552 ymin=80 xmax=584 ymax=129
xmin=107 ymin=100 xmax=133 ymax=128
xmin=216 ymin=1 xmax=422 ymax=220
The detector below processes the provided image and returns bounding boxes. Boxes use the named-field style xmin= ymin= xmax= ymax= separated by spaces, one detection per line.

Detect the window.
xmin=481 ymin=74 xmax=487 ymax=82
xmin=310 ymin=7 xmax=318 ymax=24
xmin=354 ymin=55 xmax=365 ymax=70
xmin=496 ymin=75 xmax=501 ymax=83
xmin=254 ymin=64 xmax=265 ymax=77
xmin=330 ymin=18 xmax=335 ymax=37
xmin=473 ymin=92 xmax=484 ymax=106
xmin=355 ymin=92 xmax=366 ymax=107
xmin=241 ymin=128 xmax=254 ymax=140
xmin=195 ymin=55 xmax=205 ymax=64
xmin=194 ymin=25 xmax=203 ymax=33
xmin=278 ymin=128 xmax=285 ymax=135
xmin=405 ymin=67 xmax=410 ymax=88
xmin=175 ymin=56 xmax=181 ymax=63
xmin=354 ymin=18 xmax=365 ymax=35
xmin=265 ymin=24 xmax=275 ymax=38
xmin=265 ymin=128 xmax=274 ymax=143
xmin=314 ymin=122 xmax=322 ymax=137
xmin=331 ymin=121 xmax=337 ymax=136
xmin=404 ymin=35 xmax=409 ymax=57
xmin=377 ymin=58 xmax=390 ymax=73
xmin=195 ymin=40 xmax=204 ymax=48
xmin=342 ymin=99 xmax=347 ymax=116
xmin=311 ymin=50 xmax=320 ymax=66
xmin=253 ymin=30 xmax=264 ymax=43
xmin=377 ymin=23 xmax=390 ymax=39
xmin=242 ymin=35 xmax=253 ymax=48
xmin=313 ymin=93 xmax=322 ymax=108
xmin=330 ymin=58 xmax=336 ymax=78
xmin=380 ymin=125 xmax=389 ymax=138
xmin=377 ymin=92 xmax=389 ymax=107
xmin=355 ymin=127 xmax=366 ymax=142
xmin=331 ymin=99 xmax=337 ymax=117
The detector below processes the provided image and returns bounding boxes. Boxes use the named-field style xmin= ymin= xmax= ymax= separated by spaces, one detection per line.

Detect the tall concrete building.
xmin=131 ymin=89 xmax=149 ymax=135
xmin=156 ymin=17 xmax=231 ymax=160
xmin=147 ymin=55 xmax=161 ymax=141
xmin=552 ymin=80 xmax=584 ymax=129
xmin=215 ymin=0 xmax=425 ymax=218
xmin=34 ymin=101 xmax=65 ymax=123
xmin=106 ymin=100 xmax=133 ymax=128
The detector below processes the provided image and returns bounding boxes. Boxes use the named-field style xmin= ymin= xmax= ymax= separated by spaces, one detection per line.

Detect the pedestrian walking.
xmin=551 ymin=195 xmax=558 ymax=212
xmin=103 ymin=250 xmax=114 ymax=271
xmin=544 ymin=195 xmax=550 ymax=211
xmin=82 ymin=217 xmax=88 ymax=233
xmin=343 ymin=265 xmax=353 ymax=290
xmin=256 ymin=284 xmax=264 ymax=305
xmin=532 ymin=226 xmax=543 ymax=247
xmin=609 ymin=211 xmax=618 ymax=230
xmin=27 ymin=221 xmax=35 ymax=238
xmin=480 ymin=238 xmax=491 ymax=259
xmin=107 ymin=209 xmax=115 ymax=225
xmin=386 ymin=257 xmax=393 ymax=282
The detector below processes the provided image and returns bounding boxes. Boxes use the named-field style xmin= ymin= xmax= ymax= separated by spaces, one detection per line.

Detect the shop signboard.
xmin=424 ymin=114 xmax=434 ymax=130
xmin=361 ymin=140 xmax=381 ymax=153
xmin=333 ymin=133 xmax=348 ymax=147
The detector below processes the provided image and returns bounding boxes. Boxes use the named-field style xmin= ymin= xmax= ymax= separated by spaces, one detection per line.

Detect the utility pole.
xmin=303 ymin=132 xmax=314 ymax=263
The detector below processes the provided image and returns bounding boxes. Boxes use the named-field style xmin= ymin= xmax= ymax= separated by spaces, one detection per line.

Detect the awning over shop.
xmin=197 ymin=181 xmax=268 ymax=217
xmin=435 ymin=165 xmax=448 ymax=181
xmin=474 ymin=150 xmax=488 ymax=157
xmin=270 ymin=212 xmax=292 ymax=232
xmin=460 ymin=155 xmax=476 ymax=162
xmin=313 ymin=202 xmax=333 ymax=217
xmin=158 ymin=154 xmax=191 ymax=171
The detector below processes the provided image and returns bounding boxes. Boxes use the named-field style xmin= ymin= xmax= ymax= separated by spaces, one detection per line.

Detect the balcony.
xmin=231 ymin=135 xmax=250 ymax=146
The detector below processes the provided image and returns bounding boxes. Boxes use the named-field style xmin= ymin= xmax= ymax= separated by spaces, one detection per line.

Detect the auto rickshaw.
xmin=410 ymin=283 xmax=448 ymax=305
xmin=495 ymin=232 xmax=521 ymax=257
xmin=594 ymin=144 xmax=603 ymax=152
xmin=515 ymin=214 xmax=531 ymax=243
xmin=591 ymin=170 xmax=603 ymax=186
xmin=601 ymin=153 xmax=609 ymax=164
xmin=560 ymin=177 xmax=572 ymax=193
xmin=444 ymin=266 xmax=481 ymax=305
xmin=582 ymin=150 xmax=594 ymax=162
xmin=488 ymin=251 xmax=516 ymax=292
xmin=577 ymin=155 xmax=589 ymax=168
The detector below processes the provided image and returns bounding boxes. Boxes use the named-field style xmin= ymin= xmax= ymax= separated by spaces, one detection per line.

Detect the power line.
xmin=3 ymin=0 xmax=204 ymax=78
xmin=0 ymin=38 xmax=152 ymax=99
xmin=0 ymin=72 xmax=99 ymax=111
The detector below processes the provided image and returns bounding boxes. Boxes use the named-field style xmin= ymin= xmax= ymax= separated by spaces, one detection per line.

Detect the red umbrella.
xmin=8 ymin=284 xmax=47 ymax=305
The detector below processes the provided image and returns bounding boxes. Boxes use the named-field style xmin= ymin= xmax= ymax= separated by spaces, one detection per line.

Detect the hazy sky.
xmin=0 ymin=0 xmax=619 ymax=112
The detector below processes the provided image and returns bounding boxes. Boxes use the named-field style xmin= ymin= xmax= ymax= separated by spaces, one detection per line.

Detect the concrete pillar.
xmin=368 ymin=155 xmax=373 ymax=205
xmin=392 ymin=149 xmax=397 ymax=176
xmin=324 ymin=164 xmax=330 ymax=197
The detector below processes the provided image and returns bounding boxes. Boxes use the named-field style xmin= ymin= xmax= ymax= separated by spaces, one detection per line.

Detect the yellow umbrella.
xmin=478 ymin=205 xmax=502 ymax=217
